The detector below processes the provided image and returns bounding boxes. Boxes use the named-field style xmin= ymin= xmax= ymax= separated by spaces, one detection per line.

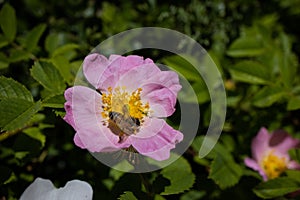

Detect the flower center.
xmin=101 ymin=87 xmax=149 ymax=140
xmin=261 ymin=151 xmax=287 ymax=179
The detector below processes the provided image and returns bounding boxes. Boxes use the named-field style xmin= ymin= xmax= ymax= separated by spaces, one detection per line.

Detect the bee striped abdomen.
xmin=108 ymin=110 xmax=141 ymax=143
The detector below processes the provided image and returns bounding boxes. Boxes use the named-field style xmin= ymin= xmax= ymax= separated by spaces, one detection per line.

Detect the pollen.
xmin=261 ymin=151 xmax=287 ymax=180
xmin=101 ymin=86 xmax=149 ymax=122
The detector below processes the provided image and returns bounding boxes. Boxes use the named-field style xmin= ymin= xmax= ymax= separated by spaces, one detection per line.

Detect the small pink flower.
xmin=244 ymin=127 xmax=300 ymax=181
xmin=64 ymin=53 xmax=183 ymax=161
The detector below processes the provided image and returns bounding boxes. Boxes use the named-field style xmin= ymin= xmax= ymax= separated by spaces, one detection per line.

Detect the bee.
xmin=108 ymin=105 xmax=140 ymax=143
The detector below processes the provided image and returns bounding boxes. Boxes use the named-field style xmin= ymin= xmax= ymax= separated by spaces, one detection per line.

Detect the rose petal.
xmin=116 ymin=62 xmax=161 ymax=92
xmin=65 ymin=86 xmax=130 ymax=151
xmin=64 ymin=88 xmax=76 ymax=129
xmin=271 ymin=130 xmax=300 ymax=156
xmin=141 ymin=83 xmax=177 ymax=117
xmin=287 ymin=160 xmax=300 ymax=170
xmin=76 ymin=127 xmax=131 ymax=152
xmin=133 ymin=117 xmax=166 ymax=139
xmin=74 ymin=133 xmax=85 ymax=149
xmin=64 ymin=86 xmax=102 ymax=131
xmin=142 ymin=71 xmax=181 ymax=96
xmin=131 ymin=120 xmax=183 ymax=161
xmin=251 ymin=127 xmax=272 ymax=162
xmin=244 ymin=158 xmax=267 ymax=181
xmin=83 ymin=53 xmax=109 ymax=89
xmin=99 ymin=55 xmax=153 ymax=91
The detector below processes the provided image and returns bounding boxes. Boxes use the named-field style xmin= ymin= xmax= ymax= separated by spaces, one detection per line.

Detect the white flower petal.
xmin=57 ymin=180 xmax=93 ymax=200
xmin=20 ymin=178 xmax=93 ymax=200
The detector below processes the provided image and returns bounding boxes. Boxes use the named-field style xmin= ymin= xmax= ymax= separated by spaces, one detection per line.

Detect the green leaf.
xmin=15 ymin=151 xmax=29 ymax=159
xmin=253 ymin=177 xmax=300 ymax=199
xmin=278 ymin=33 xmax=298 ymax=88
xmin=180 ymin=190 xmax=206 ymax=200
xmin=229 ymin=61 xmax=271 ymax=84
xmin=0 ymin=34 xmax=9 ymax=48
xmin=227 ymin=37 xmax=265 ymax=57
xmin=287 ymin=96 xmax=300 ymax=111
xmin=154 ymin=195 xmax=166 ymax=200
xmin=118 ymin=191 xmax=138 ymax=200
xmin=9 ymin=49 xmax=32 ymax=63
xmin=0 ymin=100 xmax=42 ymax=131
xmin=30 ymin=61 xmax=65 ymax=95
xmin=23 ymin=127 xmax=46 ymax=147
xmin=52 ymin=43 xmax=79 ymax=58
xmin=192 ymin=136 xmax=242 ymax=189
xmin=0 ymin=4 xmax=17 ymax=42
xmin=42 ymin=94 xmax=65 ymax=108
xmin=51 ymin=55 xmax=73 ymax=84
xmin=160 ymin=156 xmax=195 ymax=195
xmin=286 ymin=170 xmax=300 ymax=183
xmin=45 ymin=33 xmax=66 ymax=54
xmin=253 ymin=86 xmax=286 ymax=107
xmin=178 ymin=77 xmax=209 ymax=104
xmin=289 ymin=149 xmax=300 ymax=164
xmin=0 ymin=76 xmax=33 ymax=102
xmin=0 ymin=165 xmax=12 ymax=185
xmin=0 ymin=52 xmax=9 ymax=69
xmin=22 ymin=24 xmax=47 ymax=52
xmin=162 ymin=55 xmax=201 ymax=81
xmin=209 ymin=153 xmax=243 ymax=189
xmin=110 ymin=160 xmax=134 ymax=181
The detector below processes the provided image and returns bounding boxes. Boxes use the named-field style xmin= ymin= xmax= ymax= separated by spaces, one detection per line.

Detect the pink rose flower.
xmin=64 ymin=53 xmax=183 ymax=161
xmin=244 ymin=127 xmax=300 ymax=181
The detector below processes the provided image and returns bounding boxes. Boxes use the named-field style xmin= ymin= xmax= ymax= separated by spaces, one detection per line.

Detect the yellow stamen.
xmin=261 ymin=151 xmax=287 ymax=180
xmin=101 ymin=86 xmax=149 ymax=122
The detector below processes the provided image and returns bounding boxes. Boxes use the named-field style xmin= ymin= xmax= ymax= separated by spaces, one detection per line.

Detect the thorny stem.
xmin=139 ymin=173 xmax=154 ymax=200
xmin=0 ymin=124 xmax=34 ymax=142
xmin=0 ymin=129 xmax=21 ymax=142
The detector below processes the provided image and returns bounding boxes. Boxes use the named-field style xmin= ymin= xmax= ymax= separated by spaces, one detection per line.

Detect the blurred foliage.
xmin=1 ymin=0 xmax=300 ymax=199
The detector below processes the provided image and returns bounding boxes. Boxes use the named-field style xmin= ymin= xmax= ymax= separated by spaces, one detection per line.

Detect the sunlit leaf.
xmin=0 ymin=4 xmax=17 ymax=42
xmin=30 ymin=61 xmax=65 ymax=95
xmin=160 ymin=156 xmax=195 ymax=195
xmin=253 ymin=177 xmax=300 ymax=199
